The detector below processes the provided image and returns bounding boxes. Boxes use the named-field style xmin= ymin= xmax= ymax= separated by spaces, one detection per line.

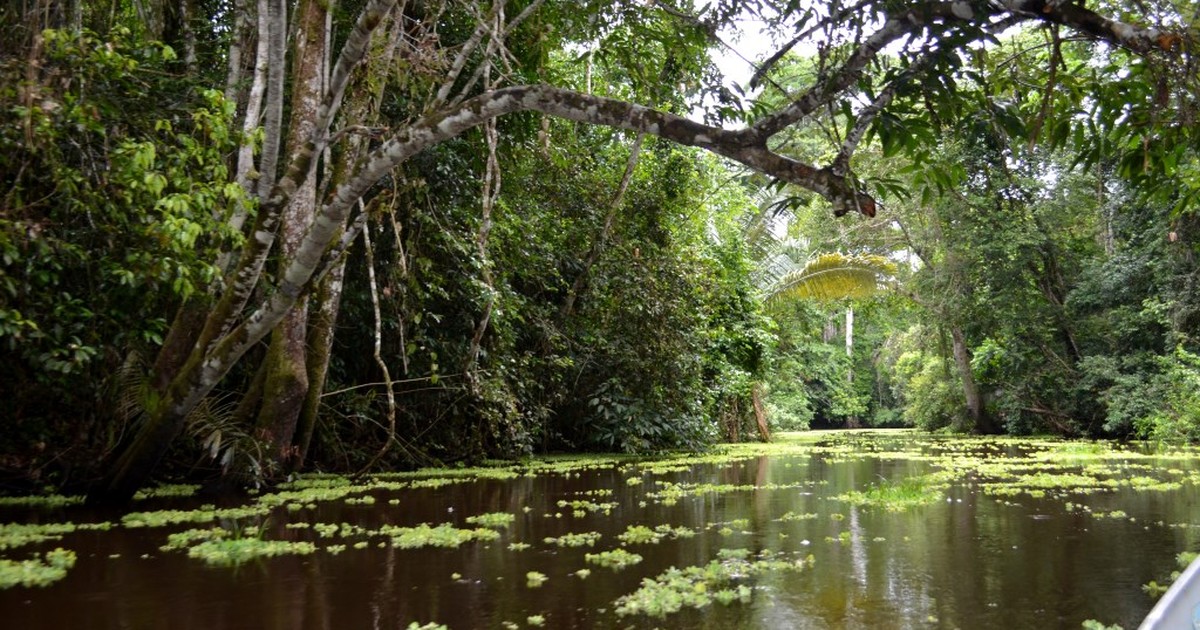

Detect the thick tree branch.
xmin=749 ymin=2 xmax=983 ymax=141
xmin=750 ymin=0 xmax=882 ymax=89
xmin=999 ymin=0 xmax=1184 ymax=53
xmin=315 ymin=0 xmax=398 ymax=142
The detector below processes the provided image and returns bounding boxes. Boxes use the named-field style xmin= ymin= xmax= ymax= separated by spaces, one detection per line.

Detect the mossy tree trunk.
xmin=253 ymin=0 xmax=330 ymax=470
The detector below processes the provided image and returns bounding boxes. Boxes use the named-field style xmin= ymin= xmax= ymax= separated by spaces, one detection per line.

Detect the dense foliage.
xmin=0 ymin=0 xmax=1196 ymax=497
xmin=0 ymin=28 xmax=240 ymax=472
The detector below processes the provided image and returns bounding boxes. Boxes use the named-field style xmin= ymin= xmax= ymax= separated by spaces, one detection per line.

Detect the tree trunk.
xmin=235 ymin=0 xmax=270 ymax=196
xmin=751 ymin=383 xmax=770 ymax=442
xmin=150 ymin=302 xmax=207 ymax=392
xmin=256 ymin=0 xmax=287 ymax=198
xmin=292 ymin=5 xmax=404 ymax=471
xmin=950 ymin=326 xmax=999 ymax=434
xmin=91 ymin=0 xmax=394 ymax=503
xmin=254 ymin=0 xmax=331 ymax=469
xmin=844 ymin=307 xmax=853 ymax=356
xmin=292 ymin=258 xmax=345 ymax=472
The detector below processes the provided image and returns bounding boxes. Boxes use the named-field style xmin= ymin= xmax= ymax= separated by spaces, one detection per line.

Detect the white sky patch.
xmin=713 ymin=17 xmax=775 ymax=91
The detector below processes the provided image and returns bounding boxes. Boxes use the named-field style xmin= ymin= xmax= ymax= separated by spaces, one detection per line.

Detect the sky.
xmin=714 ymin=17 xmax=774 ymax=88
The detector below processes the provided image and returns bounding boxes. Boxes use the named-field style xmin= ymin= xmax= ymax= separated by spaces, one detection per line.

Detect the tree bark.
xmin=254 ymin=0 xmax=331 ymax=469
xmin=293 ymin=4 xmax=405 ymax=471
xmin=950 ymin=326 xmax=999 ymax=434
xmin=751 ymin=383 xmax=770 ymax=442
xmin=255 ymin=0 xmax=287 ymax=198
xmin=292 ymin=257 xmax=345 ymax=472
xmin=235 ymin=0 xmax=270 ymax=201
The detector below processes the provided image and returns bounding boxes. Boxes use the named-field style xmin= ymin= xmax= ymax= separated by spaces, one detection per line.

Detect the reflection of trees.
xmin=7 ymin=447 xmax=1200 ymax=628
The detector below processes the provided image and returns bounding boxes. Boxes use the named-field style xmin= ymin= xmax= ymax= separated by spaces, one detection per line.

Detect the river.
xmin=1 ymin=431 xmax=1197 ymax=629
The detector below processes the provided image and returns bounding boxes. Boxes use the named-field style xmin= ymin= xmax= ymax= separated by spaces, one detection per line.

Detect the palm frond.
xmin=764 ymin=252 xmax=895 ymax=303
xmin=114 ymin=351 xmax=149 ymax=423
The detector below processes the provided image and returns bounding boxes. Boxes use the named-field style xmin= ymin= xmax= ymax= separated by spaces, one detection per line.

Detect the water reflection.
xmin=2 ymin=437 xmax=1198 ymax=629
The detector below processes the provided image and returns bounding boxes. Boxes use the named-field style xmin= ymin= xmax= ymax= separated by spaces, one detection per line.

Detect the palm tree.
xmin=758 ymin=242 xmax=896 ymax=427
xmin=760 ymin=244 xmax=895 ymax=354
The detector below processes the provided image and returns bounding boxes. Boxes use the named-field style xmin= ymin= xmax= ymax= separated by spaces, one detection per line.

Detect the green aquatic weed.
xmin=836 ymin=475 xmax=945 ymax=511
xmin=526 ymin=571 xmax=548 ymax=587
xmin=381 ymin=523 xmax=500 ymax=549
xmin=0 ymin=521 xmax=112 ymax=551
xmin=160 ymin=527 xmax=228 ymax=551
xmin=584 ymin=548 xmax=642 ymax=570
xmin=544 ymin=531 xmax=601 ymax=547
xmin=186 ymin=538 xmax=317 ymax=566
xmin=465 ymin=512 xmax=516 ymax=529
xmin=555 ymin=499 xmax=617 ymax=515
xmin=0 ymin=495 xmax=84 ymax=508
xmin=121 ymin=505 xmax=270 ymax=528
xmin=617 ymin=525 xmax=658 ymax=545
xmin=613 ymin=549 xmax=812 ymax=618
xmin=132 ymin=484 xmax=201 ymax=500
xmin=775 ymin=511 xmax=818 ymax=522
xmin=615 ymin=523 xmax=696 ymax=545
xmin=0 ymin=548 xmax=77 ymax=588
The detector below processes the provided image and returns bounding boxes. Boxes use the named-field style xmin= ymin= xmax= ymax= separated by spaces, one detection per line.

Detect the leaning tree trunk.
xmin=150 ymin=0 xmax=266 ymax=393
xmin=254 ymin=0 xmax=331 ymax=469
xmin=91 ymin=0 xmax=398 ymax=504
xmin=86 ymin=81 xmax=884 ymax=503
xmin=949 ymin=326 xmax=1000 ymax=434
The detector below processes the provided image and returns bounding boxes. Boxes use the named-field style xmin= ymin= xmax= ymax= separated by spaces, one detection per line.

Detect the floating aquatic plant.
xmin=584 ymin=548 xmax=642 ymax=570
xmin=186 ymin=538 xmax=317 ymax=566
xmin=774 ymin=511 xmax=817 ymax=522
xmin=0 ymin=494 xmax=84 ymax=508
xmin=0 ymin=521 xmax=112 ymax=551
xmin=121 ymin=505 xmax=270 ymax=528
xmin=543 ymin=531 xmax=601 ymax=548
xmin=0 ymin=548 xmax=76 ymax=588
xmin=836 ymin=475 xmax=946 ymax=511
xmin=616 ymin=524 xmax=695 ymax=545
xmin=526 ymin=571 xmax=548 ymax=587
xmin=647 ymin=481 xmax=809 ymax=505
xmin=380 ymin=523 xmax=500 ymax=549
xmin=465 ymin=512 xmax=516 ymax=529
xmin=555 ymin=499 xmax=617 ymax=516
xmin=613 ymin=549 xmax=812 ymax=618
xmin=160 ymin=527 xmax=228 ymax=551
xmin=132 ymin=484 xmax=201 ymax=500
xmin=313 ymin=523 xmax=339 ymax=538
xmin=617 ymin=525 xmax=657 ymax=545
xmin=1080 ymin=621 xmax=1123 ymax=630
xmin=409 ymin=478 xmax=471 ymax=490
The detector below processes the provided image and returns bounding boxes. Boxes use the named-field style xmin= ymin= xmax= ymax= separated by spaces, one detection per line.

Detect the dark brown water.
xmin=2 ymin=436 xmax=1198 ymax=629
